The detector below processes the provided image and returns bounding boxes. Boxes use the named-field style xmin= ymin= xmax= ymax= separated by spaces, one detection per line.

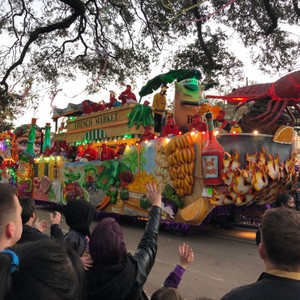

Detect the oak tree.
xmin=0 ymin=0 xmax=298 ymax=121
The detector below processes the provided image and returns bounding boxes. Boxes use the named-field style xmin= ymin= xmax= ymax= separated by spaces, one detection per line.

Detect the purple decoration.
xmin=34 ymin=200 xmax=63 ymax=212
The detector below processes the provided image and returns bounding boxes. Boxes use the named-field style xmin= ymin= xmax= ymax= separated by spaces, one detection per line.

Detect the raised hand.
xmin=146 ymin=182 xmax=162 ymax=208
xmin=50 ymin=211 xmax=62 ymax=225
xmin=35 ymin=218 xmax=48 ymax=232
xmin=178 ymin=243 xmax=194 ymax=269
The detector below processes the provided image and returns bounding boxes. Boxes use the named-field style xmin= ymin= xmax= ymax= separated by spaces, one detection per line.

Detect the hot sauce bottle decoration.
xmin=201 ymin=112 xmax=225 ymax=185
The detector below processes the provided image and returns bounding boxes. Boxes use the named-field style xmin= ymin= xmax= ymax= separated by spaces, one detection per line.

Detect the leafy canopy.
xmin=0 ymin=0 xmax=299 ymax=122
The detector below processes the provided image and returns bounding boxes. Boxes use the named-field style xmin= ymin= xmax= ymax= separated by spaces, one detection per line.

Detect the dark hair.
xmin=0 ymin=183 xmax=18 ymax=236
xmin=89 ymin=217 xmax=127 ymax=265
xmin=0 ymin=239 xmax=85 ymax=300
xmin=151 ymin=287 xmax=183 ymax=300
xmin=63 ymin=199 xmax=95 ymax=236
xmin=275 ymin=193 xmax=293 ymax=208
xmin=261 ymin=207 xmax=300 ymax=271
xmin=19 ymin=197 xmax=35 ymax=224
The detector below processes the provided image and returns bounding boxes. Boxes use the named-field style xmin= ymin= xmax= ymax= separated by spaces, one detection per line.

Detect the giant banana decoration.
xmin=166 ymin=133 xmax=195 ymax=196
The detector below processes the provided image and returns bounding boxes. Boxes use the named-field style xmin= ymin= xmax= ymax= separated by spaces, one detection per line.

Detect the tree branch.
xmin=191 ymin=1 xmax=218 ymax=71
xmin=261 ymin=0 xmax=278 ymax=35
xmin=0 ymin=0 xmax=86 ymax=90
xmin=292 ymin=0 xmax=300 ymax=17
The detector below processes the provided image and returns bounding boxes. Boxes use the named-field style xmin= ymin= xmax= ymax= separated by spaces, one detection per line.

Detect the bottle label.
xmin=202 ymin=155 xmax=218 ymax=178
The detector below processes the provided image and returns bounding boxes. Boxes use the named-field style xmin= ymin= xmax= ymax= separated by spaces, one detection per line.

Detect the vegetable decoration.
xmin=139 ymin=194 xmax=152 ymax=209
xmin=96 ymin=195 xmax=111 ymax=211
xmin=120 ymin=187 xmax=129 ymax=201
xmin=109 ymin=190 xmax=118 ymax=204
xmin=127 ymin=104 xmax=154 ymax=129
xmin=162 ymin=184 xmax=183 ymax=209
xmin=96 ymin=160 xmax=133 ymax=192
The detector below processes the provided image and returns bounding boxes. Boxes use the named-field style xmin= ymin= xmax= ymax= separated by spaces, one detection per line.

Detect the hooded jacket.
xmin=86 ymin=205 xmax=161 ymax=300
xmin=62 ymin=199 xmax=95 ymax=255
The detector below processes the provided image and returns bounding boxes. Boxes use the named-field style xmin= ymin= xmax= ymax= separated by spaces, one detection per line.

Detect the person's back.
xmin=86 ymin=182 xmax=162 ymax=300
xmin=0 ymin=239 xmax=85 ymax=300
xmin=222 ymin=207 xmax=300 ymax=300
xmin=0 ymin=183 xmax=22 ymax=250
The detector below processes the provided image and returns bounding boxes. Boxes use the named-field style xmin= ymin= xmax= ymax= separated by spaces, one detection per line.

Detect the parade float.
xmin=1 ymin=69 xmax=299 ymax=228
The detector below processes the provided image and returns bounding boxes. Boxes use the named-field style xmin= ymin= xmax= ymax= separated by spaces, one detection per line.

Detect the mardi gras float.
xmin=2 ymin=69 xmax=300 ymax=228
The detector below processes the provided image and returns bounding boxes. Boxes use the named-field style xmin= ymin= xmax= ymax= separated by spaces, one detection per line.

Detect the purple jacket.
xmin=163 ymin=265 xmax=186 ymax=289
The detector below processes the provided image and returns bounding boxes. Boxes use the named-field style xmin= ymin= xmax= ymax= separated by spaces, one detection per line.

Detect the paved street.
xmin=36 ymin=206 xmax=262 ymax=300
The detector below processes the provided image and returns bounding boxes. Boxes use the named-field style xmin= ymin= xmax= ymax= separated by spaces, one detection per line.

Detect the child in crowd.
xmin=151 ymin=243 xmax=194 ymax=300
xmin=163 ymin=243 xmax=194 ymax=288
xmin=18 ymin=196 xmax=63 ymax=244
xmin=151 ymin=287 xmax=183 ymax=300
xmin=63 ymin=199 xmax=95 ymax=270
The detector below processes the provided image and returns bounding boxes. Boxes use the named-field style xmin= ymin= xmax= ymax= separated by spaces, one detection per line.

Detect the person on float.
xmin=188 ymin=113 xmax=207 ymax=132
xmin=230 ymin=121 xmax=242 ymax=133
xmin=93 ymin=101 xmax=106 ymax=112
xmin=105 ymin=90 xmax=119 ymax=109
xmin=161 ymin=115 xmax=180 ymax=137
xmin=214 ymin=110 xmax=231 ymax=132
xmin=82 ymin=99 xmax=95 ymax=114
xmin=83 ymin=143 xmax=98 ymax=161
xmin=100 ymin=143 xmax=115 ymax=161
xmin=75 ymin=145 xmax=85 ymax=162
xmin=139 ymin=126 xmax=157 ymax=143
xmin=115 ymin=143 xmax=126 ymax=158
xmin=118 ymin=84 xmax=137 ymax=105
xmin=152 ymin=84 xmax=168 ymax=133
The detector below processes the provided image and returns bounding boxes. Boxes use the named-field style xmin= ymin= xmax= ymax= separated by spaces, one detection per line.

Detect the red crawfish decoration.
xmin=207 ymin=70 xmax=300 ymax=128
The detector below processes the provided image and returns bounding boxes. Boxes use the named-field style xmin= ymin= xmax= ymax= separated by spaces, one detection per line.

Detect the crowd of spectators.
xmin=1 ymin=182 xmax=300 ymax=299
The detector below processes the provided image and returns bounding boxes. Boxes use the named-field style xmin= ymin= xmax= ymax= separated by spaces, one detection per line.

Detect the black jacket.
xmin=18 ymin=224 xmax=63 ymax=244
xmin=221 ymin=272 xmax=300 ymax=300
xmin=86 ymin=205 xmax=161 ymax=300
xmin=63 ymin=229 xmax=88 ymax=256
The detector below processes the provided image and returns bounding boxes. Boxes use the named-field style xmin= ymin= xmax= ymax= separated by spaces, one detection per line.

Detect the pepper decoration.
xmin=110 ymin=190 xmax=118 ymax=205
xmin=120 ymin=187 xmax=129 ymax=201
xmin=139 ymin=194 xmax=151 ymax=209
